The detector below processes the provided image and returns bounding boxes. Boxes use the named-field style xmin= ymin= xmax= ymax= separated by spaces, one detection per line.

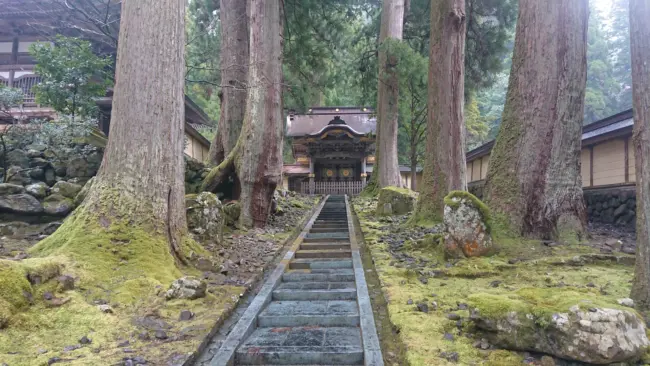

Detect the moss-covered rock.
xmin=43 ymin=194 xmax=75 ymax=216
xmin=0 ymin=183 xmax=25 ymax=196
xmin=186 ymin=192 xmax=223 ymax=243
xmin=468 ymin=288 xmax=649 ymax=364
xmin=51 ymin=181 xmax=83 ymax=199
xmin=376 ymin=186 xmax=417 ymax=216
xmin=0 ymin=260 xmax=33 ymax=328
xmin=443 ymin=191 xmax=493 ymax=258
xmin=0 ymin=193 xmax=43 ymax=214
xmin=223 ymin=201 xmax=241 ymax=227
xmin=25 ymin=182 xmax=49 ymax=199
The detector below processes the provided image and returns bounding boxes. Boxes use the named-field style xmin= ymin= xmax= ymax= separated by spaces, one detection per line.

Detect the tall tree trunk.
xmin=202 ymin=0 xmax=283 ymax=228
xmin=208 ymin=0 xmax=249 ymax=165
xmin=35 ymin=0 xmax=192 ymax=268
xmin=371 ymin=0 xmax=404 ymax=189
xmin=412 ymin=0 xmax=467 ymax=222
xmin=483 ymin=0 xmax=588 ymax=239
xmin=629 ymin=0 xmax=650 ymax=310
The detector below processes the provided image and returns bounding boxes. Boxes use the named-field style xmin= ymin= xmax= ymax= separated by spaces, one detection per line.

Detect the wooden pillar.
xmin=361 ymin=157 xmax=367 ymax=185
xmin=624 ymin=137 xmax=630 ymax=183
xmin=589 ymin=145 xmax=594 ymax=187
xmin=308 ymin=158 xmax=315 ymax=195
xmin=8 ymin=37 xmax=18 ymax=88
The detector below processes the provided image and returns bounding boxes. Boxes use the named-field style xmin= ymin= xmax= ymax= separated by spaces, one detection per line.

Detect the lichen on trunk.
xmin=483 ymin=0 xmax=588 ymax=240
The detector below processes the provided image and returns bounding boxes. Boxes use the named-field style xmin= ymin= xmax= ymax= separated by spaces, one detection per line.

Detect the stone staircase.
xmin=227 ymin=195 xmax=379 ymax=365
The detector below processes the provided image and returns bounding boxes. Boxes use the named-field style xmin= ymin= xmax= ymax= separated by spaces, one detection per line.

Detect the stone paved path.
xmin=206 ymin=195 xmax=383 ymax=365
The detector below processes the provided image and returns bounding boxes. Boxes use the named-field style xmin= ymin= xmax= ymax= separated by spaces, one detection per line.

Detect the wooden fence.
xmin=301 ymin=180 xmax=366 ymax=196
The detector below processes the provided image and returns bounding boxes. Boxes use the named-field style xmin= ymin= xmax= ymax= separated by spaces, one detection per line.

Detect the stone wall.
xmin=584 ymin=186 xmax=636 ymax=227
xmin=467 ymin=181 xmax=636 ymax=229
xmin=0 ymin=142 xmax=210 ymax=223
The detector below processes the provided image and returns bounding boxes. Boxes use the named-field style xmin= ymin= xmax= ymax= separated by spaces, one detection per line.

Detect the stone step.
xmin=294 ymin=249 xmax=352 ymax=259
xmin=257 ymin=300 xmax=359 ymax=327
xmin=301 ymin=242 xmax=351 ymax=251
xmin=289 ymin=259 xmax=353 ymax=270
xmin=303 ymin=237 xmax=350 ymax=244
xmin=311 ymin=224 xmax=349 ymax=229
xmin=282 ymin=269 xmax=355 ymax=282
xmin=236 ymin=327 xmax=363 ymax=365
xmin=273 ymin=282 xmax=357 ymax=301
xmin=310 ymin=227 xmax=349 ymax=233
xmin=306 ymin=232 xmax=349 ymax=239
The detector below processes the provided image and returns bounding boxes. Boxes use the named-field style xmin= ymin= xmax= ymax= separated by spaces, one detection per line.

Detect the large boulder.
xmin=443 ymin=191 xmax=493 ymax=258
xmin=66 ymin=157 xmax=91 ymax=178
xmin=186 ymin=192 xmax=224 ymax=243
xmin=0 ymin=183 xmax=25 ymax=196
xmin=25 ymin=182 xmax=49 ymax=199
xmin=468 ymin=288 xmax=649 ymax=364
xmin=51 ymin=181 xmax=82 ymax=199
xmin=6 ymin=149 xmax=29 ymax=168
xmin=376 ymin=186 xmax=417 ymax=216
xmin=0 ymin=194 xmax=43 ymax=214
xmin=43 ymin=194 xmax=74 ymax=216
xmin=6 ymin=165 xmax=31 ymax=186
xmin=165 ymin=277 xmax=207 ymax=300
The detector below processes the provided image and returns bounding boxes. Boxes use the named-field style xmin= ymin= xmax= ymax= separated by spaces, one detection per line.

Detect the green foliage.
xmin=283 ymin=0 xmax=371 ymax=109
xmin=584 ymin=3 xmax=624 ymax=123
xmin=186 ymin=2 xmax=221 ymax=123
xmin=30 ymin=36 xmax=112 ymax=119
xmin=0 ymin=86 xmax=23 ymax=114
xmin=465 ymin=96 xmax=489 ymax=149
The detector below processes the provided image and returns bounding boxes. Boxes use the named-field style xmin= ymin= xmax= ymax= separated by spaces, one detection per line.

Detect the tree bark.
xmin=208 ymin=0 xmax=249 ymax=165
xmin=38 ymin=0 xmax=190 ymax=264
xmin=202 ymin=0 xmax=283 ymax=228
xmin=412 ymin=0 xmax=467 ymax=222
xmin=372 ymin=0 xmax=405 ymax=189
xmin=483 ymin=0 xmax=588 ymax=239
xmin=629 ymin=0 xmax=650 ymax=310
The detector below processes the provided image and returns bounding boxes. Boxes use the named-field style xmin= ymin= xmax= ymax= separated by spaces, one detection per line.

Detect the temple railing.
xmin=301 ymin=180 xmax=367 ymax=196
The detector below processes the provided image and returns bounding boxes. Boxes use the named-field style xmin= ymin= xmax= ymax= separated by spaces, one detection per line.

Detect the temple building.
xmin=0 ymin=0 xmax=212 ymax=161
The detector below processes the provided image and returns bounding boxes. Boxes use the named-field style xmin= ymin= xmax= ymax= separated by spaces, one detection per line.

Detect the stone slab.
xmin=295 ymin=249 xmax=352 ymax=258
xmin=208 ymin=196 xmax=328 ymax=366
xmin=236 ymin=327 xmax=363 ymax=365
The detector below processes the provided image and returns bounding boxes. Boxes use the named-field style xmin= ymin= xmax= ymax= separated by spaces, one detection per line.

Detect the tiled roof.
xmin=466 ymin=109 xmax=634 ymax=162
xmin=287 ymin=107 xmax=376 ymax=137
xmin=0 ymin=0 xmax=64 ymax=17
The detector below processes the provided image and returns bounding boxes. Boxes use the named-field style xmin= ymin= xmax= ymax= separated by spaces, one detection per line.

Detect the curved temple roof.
xmin=287 ymin=107 xmax=376 ymax=137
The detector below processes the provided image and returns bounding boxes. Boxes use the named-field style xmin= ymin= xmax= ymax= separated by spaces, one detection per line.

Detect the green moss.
xmin=31 ymin=212 xmax=181 ymax=294
xmin=443 ymin=190 xmax=492 ymax=233
xmin=223 ymin=201 xmax=241 ymax=227
xmin=352 ymin=196 xmax=638 ymax=365
xmin=468 ymin=287 xmax=628 ymax=325
xmin=485 ymin=350 xmax=525 ymax=366
xmin=376 ymin=186 xmax=417 ymax=216
xmin=0 ymin=260 xmax=33 ymax=316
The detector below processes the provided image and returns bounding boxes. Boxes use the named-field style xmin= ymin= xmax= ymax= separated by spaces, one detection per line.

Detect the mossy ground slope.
xmin=352 ymin=196 xmax=639 ymax=366
xmin=0 ymin=194 xmax=319 ymax=365
xmin=0 ymin=213 xmax=244 ymax=365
